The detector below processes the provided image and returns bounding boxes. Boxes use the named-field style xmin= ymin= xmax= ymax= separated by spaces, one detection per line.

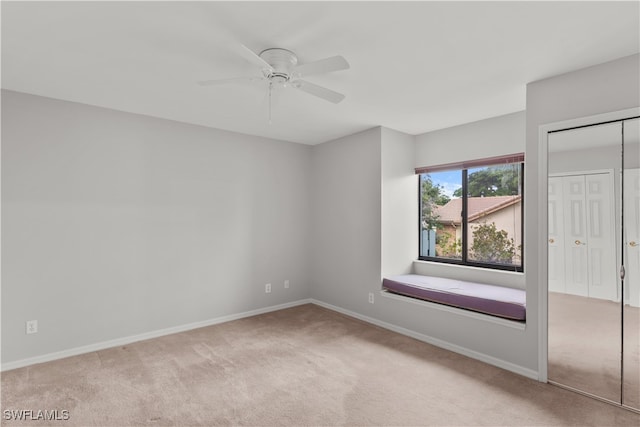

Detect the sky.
xmin=424 ymin=166 xmax=509 ymax=199
xmin=428 ymin=171 xmax=461 ymax=199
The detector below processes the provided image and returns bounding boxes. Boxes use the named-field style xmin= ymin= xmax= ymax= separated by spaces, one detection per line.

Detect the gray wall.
xmin=309 ymin=125 xmax=417 ymax=306
xmin=526 ymin=53 xmax=640 ymax=373
xmin=311 ymin=119 xmax=536 ymax=375
xmin=409 ymin=112 xmax=531 ymax=371
xmin=414 ymin=111 xmax=528 ymax=290
xmin=415 ymin=111 xmax=526 ymax=168
xmin=414 ymin=111 xmax=526 ymax=293
xmin=381 ymin=127 xmax=417 ymax=277
xmin=309 ymin=127 xmax=382 ymax=310
xmin=2 ymin=90 xmax=312 ymax=363
xmin=4 ymin=53 xmax=638 ymax=375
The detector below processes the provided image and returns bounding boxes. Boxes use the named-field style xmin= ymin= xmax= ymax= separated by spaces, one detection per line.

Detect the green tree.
xmin=453 ymin=165 xmax=520 ymax=197
xmin=436 ymin=231 xmax=461 ymax=258
xmin=470 ymin=222 xmax=516 ymax=264
xmin=421 ymin=176 xmax=450 ymax=230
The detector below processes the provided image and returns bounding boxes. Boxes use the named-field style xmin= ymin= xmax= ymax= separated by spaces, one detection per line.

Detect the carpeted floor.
xmin=548 ymin=292 xmax=640 ymax=409
xmin=2 ymin=304 xmax=639 ymax=426
xmin=624 ymin=302 xmax=640 ymax=409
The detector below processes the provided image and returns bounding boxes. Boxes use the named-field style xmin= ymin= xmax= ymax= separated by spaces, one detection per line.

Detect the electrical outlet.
xmin=368 ymin=293 xmax=374 ymax=304
xmin=265 ymin=283 xmax=272 ymax=293
xmin=284 ymin=280 xmax=290 ymax=289
xmin=26 ymin=320 xmax=38 ymax=334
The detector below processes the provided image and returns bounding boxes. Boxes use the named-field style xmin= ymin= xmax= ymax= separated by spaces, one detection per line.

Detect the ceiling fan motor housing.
xmin=260 ymin=48 xmax=298 ymax=83
xmin=198 ymin=45 xmax=347 ymax=104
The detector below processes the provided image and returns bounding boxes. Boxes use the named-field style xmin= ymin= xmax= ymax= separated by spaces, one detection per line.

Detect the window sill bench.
xmin=381 ymin=274 xmax=526 ymax=330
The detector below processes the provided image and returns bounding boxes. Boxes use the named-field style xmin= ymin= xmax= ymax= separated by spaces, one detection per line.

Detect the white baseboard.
xmin=309 ymin=299 xmax=539 ymax=381
xmin=1 ymin=299 xmax=313 ymax=372
xmin=3 ymin=298 xmax=539 ymax=381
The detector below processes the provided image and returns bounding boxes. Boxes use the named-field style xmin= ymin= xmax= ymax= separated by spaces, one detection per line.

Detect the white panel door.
xmin=585 ymin=173 xmax=617 ymax=301
xmin=548 ymin=176 xmax=566 ymax=293
xmin=563 ymin=176 xmax=589 ymax=297
xmin=624 ymin=168 xmax=640 ymax=307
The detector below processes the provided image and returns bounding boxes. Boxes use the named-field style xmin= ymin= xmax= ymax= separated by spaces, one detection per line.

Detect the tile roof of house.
xmin=434 ymin=195 xmax=521 ymax=224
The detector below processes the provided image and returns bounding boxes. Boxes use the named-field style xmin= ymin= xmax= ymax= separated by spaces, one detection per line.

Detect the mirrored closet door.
xmin=623 ymin=117 xmax=639 ymax=410
xmin=548 ymin=116 xmax=640 ymax=411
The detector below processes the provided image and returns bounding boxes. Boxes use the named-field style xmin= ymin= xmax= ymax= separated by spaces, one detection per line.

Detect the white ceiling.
xmin=2 ymin=1 xmax=639 ymax=145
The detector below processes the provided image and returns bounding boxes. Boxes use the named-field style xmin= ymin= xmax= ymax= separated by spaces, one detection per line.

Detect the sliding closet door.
xmin=548 ymin=176 xmax=566 ymax=293
xmin=548 ymin=121 xmax=622 ymax=404
xmin=585 ymin=173 xmax=617 ymax=301
xmin=552 ymin=173 xmax=616 ymax=299
xmin=562 ymin=175 xmax=589 ymax=297
xmin=623 ymin=117 xmax=640 ymax=410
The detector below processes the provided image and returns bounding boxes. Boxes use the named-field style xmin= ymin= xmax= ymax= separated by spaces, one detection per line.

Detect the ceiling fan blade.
xmin=293 ymin=55 xmax=349 ymax=78
xmin=198 ymin=76 xmax=263 ymax=86
xmin=237 ymin=44 xmax=273 ymax=71
xmin=293 ymin=80 xmax=345 ymax=104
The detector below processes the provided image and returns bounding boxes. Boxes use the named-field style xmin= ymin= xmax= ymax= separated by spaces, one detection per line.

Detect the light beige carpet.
xmin=2 ymin=304 xmax=639 ymax=426
xmin=548 ymin=292 xmax=622 ymax=403
xmin=548 ymin=292 xmax=640 ymax=409
xmin=624 ymin=303 xmax=640 ymax=409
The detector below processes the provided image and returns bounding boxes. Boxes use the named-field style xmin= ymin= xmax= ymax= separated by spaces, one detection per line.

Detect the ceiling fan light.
xmin=259 ymin=48 xmax=298 ymax=77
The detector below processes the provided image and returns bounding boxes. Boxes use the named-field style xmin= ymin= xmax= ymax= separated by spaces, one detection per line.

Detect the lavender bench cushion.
xmin=382 ymin=274 xmax=526 ymax=321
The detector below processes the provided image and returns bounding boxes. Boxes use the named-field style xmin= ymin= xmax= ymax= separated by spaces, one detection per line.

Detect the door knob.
xmin=548 ymin=238 xmax=555 ymax=243
xmin=630 ymin=241 xmax=638 ymax=247
xmin=575 ymin=240 xmax=584 ymax=245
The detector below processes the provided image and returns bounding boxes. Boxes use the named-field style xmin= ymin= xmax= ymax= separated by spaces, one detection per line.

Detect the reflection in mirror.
xmin=548 ymin=121 xmax=622 ymax=403
xmin=623 ymin=117 xmax=640 ymax=410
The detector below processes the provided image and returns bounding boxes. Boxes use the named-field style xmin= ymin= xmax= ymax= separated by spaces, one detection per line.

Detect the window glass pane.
xmin=420 ymin=171 xmax=462 ymax=259
xmin=465 ymin=163 xmax=522 ymax=266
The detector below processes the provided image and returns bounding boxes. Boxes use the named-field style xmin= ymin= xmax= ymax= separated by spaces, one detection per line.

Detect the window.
xmin=417 ymin=154 xmax=524 ymax=272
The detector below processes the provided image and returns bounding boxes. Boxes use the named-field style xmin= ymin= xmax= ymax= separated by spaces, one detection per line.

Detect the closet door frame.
xmin=538 ymin=107 xmax=639 ymax=385
xmin=624 ymin=168 xmax=640 ymax=307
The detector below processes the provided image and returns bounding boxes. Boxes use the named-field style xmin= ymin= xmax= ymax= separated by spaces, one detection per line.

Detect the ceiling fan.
xmin=198 ymin=45 xmax=350 ymax=105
